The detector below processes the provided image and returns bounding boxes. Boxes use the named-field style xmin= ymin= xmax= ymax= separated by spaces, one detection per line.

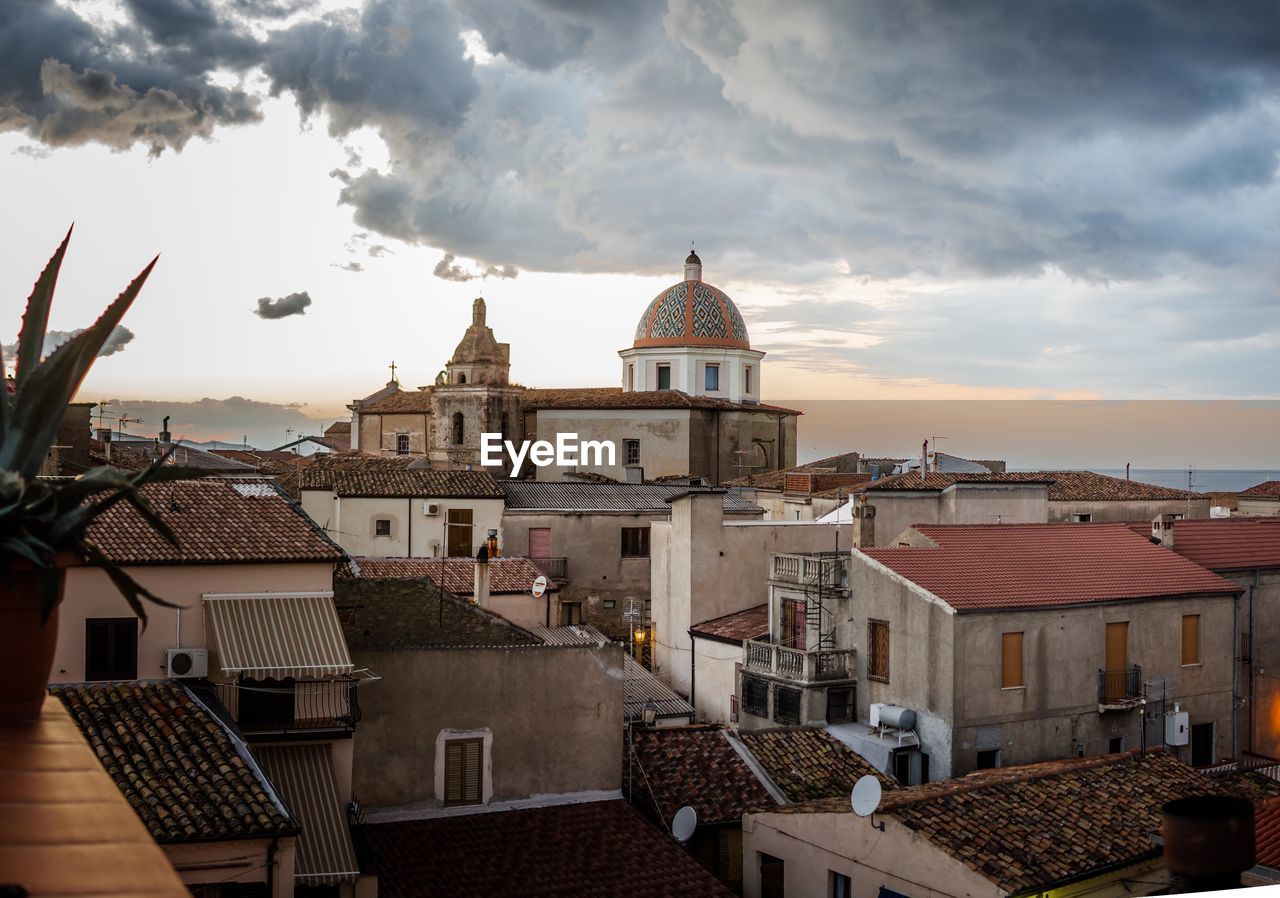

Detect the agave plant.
xmin=0 ymin=226 xmax=185 ymax=625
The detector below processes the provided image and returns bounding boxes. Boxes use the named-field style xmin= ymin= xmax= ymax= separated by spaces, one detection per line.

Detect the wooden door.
xmin=446 ymin=508 xmax=473 ymax=557
xmin=781 ymin=598 xmax=806 ymax=651
xmin=529 ymin=527 xmax=551 ymax=560
xmin=1104 ymin=621 xmax=1128 ymax=701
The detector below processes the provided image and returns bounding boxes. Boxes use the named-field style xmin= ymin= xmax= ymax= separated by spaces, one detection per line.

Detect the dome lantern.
xmin=684 ymin=249 xmax=702 ymax=282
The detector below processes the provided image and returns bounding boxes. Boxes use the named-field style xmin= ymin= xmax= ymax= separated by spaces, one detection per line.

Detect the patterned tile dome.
xmin=633 ymin=267 xmax=750 ymax=350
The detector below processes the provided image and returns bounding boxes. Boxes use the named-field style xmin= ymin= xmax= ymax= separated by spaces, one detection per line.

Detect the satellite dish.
xmin=850 ymin=775 xmax=882 ymax=818
xmin=672 ymin=805 xmax=697 ymax=843
xmin=531 ymin=575 xmax=549 ymax=597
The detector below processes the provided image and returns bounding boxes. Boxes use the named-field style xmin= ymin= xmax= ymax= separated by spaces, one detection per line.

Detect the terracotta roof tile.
xmin=1257 ymin=796 xmax=1280 ymax=869
xmin=738 ymin=728 xmax=896 ymax=802
xmin=86 ymin=478 xmax=344 ymax=565
xmin=860 ymin=523 xmax=1240 ymax=611
xmin=628 ymin=726 xmax=777 ymax=825
xmin=301 ymin=455 xmax=505 ymax=498
xmin=1241 ymin=481 xmax=1280 ymax=499
xmin=51 ymin=681 xmax=295 ymax=843
xmin=357 ymin=388 xmax=435 ymax=414
xmin=771 ymin=751 xmax=1273 ymax=895
xmin=346 ymin=556 xmax=558 ymax=594
xmin=523 ymin=386 xmax=801 ymax=415
xmin=1030 ymin=469 xmax=1206 ymax=501
xmin=358 ymin=800 xmax=735 ymax=898
xmin=864 ymin=471 xmax=1054 ymax=492
xmin=689 ymin=604 xmax=769 ymax=645
xmin=1135 ymin=518 xmax=1280 ymax=571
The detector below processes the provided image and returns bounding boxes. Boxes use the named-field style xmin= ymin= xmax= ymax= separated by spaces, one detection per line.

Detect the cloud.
xmin=254 ymin=291 xmax=312 ymax=318
xmin=331 ymin=260 xmax=365 ymax=272
xmin=2 ymin=325 xmax=134 ymax=363
xmin=432 ymin=252 xmax=519 ymax=282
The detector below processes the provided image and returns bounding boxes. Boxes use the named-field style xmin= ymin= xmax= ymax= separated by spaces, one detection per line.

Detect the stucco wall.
xmin=1048 ymin=498 xmax=1211 ymax=522
xmin=299 ymin=491 xmax=504 ymax=558
xmin=530 ymin=408 xmax=692 ymax=482
xmin=652 ymin=491 xmax=849 ymax=698
xmin=53 ymin=562 xmax=335 ymax=683
xmin=1228 ymin=569 xmax=1280 ymax=757
xmin=866 ymin=484 xmax=1048 ymax=548
xmin=690 ymin=637 xmax=743 ymax=724
xmin=349 ymin=644 xmax=623 ymax=809
xmin=165 ymin=837 xmax=295 ymax=898
xmin=1237 ymin=498 xmax=1280 ymax=517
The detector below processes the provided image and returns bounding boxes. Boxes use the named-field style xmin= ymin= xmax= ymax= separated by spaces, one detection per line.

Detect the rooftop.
xmin=1133 ymin=517 xmax=1280 ymax=571
xmin=864 ymin=471 xmax=1054 ymax=491
xmin=86 ymin=478 xmax=344 ymax=565
xmin=737 ymin=728 xmax=896 ymax=802
xmin=1241 ymin=481 xmax=1280 ymax=499
xmin=523 ymin=386 xmax=800 ymax=415
xmin=51 ymin=681 xmax=295 ymax=843
xmin=1030 ymin=469 xmax=1206 ymax=501
xmin=1257 ymin=796 xmax=1280 ymax=870
xmin=689 ymin=604 xmax=769 ymax=645
xmin=346 ymin=556 xmax=559 ymax=594
xmin=860 ymin=523 xmax=1240 ymax=612
xmin=773 ymin=751 xmax=1277 ymax=896
xmin=301 ymin=454 xmax=505 ymax=498
xmin=502 ymin=480 xmax=763 ymax=513
xmin=624 ymin=654 xmax=695 ymax=723
xmin=357 ymin=388 xmax=435 ymax=414
xmin=627 ymin=726 xmax=776 ymax=826
xmin=357 ymin=800 xmax=735 ymax=898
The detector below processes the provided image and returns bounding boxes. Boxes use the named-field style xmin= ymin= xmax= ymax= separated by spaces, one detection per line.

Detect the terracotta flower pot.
xmin=0 ymin=562 xmax=66 ymax=723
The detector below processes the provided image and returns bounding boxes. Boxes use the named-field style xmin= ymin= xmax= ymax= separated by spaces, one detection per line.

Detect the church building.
xmin=347 ymin=252 xmax=798 ymax=484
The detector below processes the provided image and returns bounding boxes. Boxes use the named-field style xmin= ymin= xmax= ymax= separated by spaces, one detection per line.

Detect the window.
xmin=395 ymin=433 xmax=410 ymax=455
xmin=893 ymin=750 xmax=929 ymax=786
xmin=452 ymin=412 xmax=465 ymax=445
xmin=976 ymin=749 xmax=1001 ymax=769
xmin=559 ymin=602 xmax=582 ymax=626
xmin=446 ymin=508 xmax=473 ymax=557
xmin=826 ymin=687 xmax=855 ymax=724
xmin=657 ymin=363 xmax=671 ymax=390
xmin=831 ymin=872 xmax=852 ymax=898
xmin=374 ymin=518 xmax=392 ymax=537
xmin=1190 ymin=722 xmax=1215 ymax=766
xmin=760 ymin=853 xmax=785 ymax=898
xmin=621 ymin=526 xmax=650 ymax=558
xmin=1182 ymin=614 xmax=1201 ymax=666
xmin=744 ymin=366 xmax=753 ymax=394
xmin=623 ymin=439 xmax=640 ymax=466
xmin=1001 ymin=631 xmax=1024 ymax=688
xmin=85 ymin=618 xmax=138 ymax=681
xmin=705 ymin=363 xmax=720 ymax=391
xmin=742 ymin=676 xmax=769 ymax=717
xmin=457 ymin=372 xmax=466 ymax=384
xmin=1109 ymin=736 xmax=1125 ymax=754
xmin=868 ymin=619 xmax=890 ymax=682
xmin=603 ymin=600 xmax=616 ymax=610
xmin=773 ymin=685 xmax=801 ymax=725
xmin=443 ymin=737 xmax=483 ymax=806
xmin=627 ymin=363 xmax=635 ymax=391
xmin=1072 ymin=512 xmax=1092 ymax=522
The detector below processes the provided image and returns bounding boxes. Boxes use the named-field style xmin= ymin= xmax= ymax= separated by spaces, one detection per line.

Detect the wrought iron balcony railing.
xmin=215 ymin=677 xmax=362 ymax=735
xmin=1098 ymin=665 xmax=1144 ymax=708
xmin=530 ymin=556 xmax=569 ymax=582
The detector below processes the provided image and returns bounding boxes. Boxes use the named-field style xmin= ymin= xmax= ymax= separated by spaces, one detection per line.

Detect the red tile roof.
xmin=860 ymin=523 xmax=1240 ymax=612
xmin=52 ymin=681 xmax=295 ymax=843
xmin=738 ymin=728 xmax=896 ymax=801
xmin=628 ymin=726 xmax=777 ymax=826
xmin=1241 ymin=481 xmax=1280 ymax=499
xmin=357 ymin=800 xmax=735 ymax=898
xmin=1135 ymin=518 xmax=1280 ymax=571
xmin=1257 ymin=796 xmax=1280 ymax=869
xmin=346 ymin=556 xmax=558 ymax=594
xmin=689 ymin=605 xmax=769 ymax=645
xmin=300 ymin=455 xmax=505 ymax=498
xmin=86 ymin=478 xmax=344 ymax=565
xmin=357 ymin=388 xmax=435 ymax=414
xmin=523 ymin=386 xmax=801 ymax=416
xmin=1030 ymin=469 xmax=1205 ymax=501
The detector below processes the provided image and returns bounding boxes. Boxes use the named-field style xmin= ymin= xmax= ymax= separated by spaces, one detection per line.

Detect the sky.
xmin=1 ymin=0 xmax=1278 ymax=454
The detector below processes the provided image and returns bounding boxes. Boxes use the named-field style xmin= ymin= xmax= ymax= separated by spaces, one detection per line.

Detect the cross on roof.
xmin=389 ymin=360 xmax=399 ymax=384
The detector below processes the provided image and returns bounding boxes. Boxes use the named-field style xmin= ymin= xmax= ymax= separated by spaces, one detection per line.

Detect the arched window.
xmin=452 ymin=412 xmax=465 ymax=445
xmin=457 ymin=373 xmax=467 ymax=384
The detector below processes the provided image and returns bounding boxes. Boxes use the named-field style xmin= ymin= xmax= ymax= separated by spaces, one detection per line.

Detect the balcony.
xmin=770 ymin=552 xmax=849 ymax=590
xmin=743 ymin=639 xmax=856 ymax=683
xmin=1098 ymin=665 xmax=1144 ymax=710
xmin=530 ymin=556 xmax=569 ymax=582
xmin=214 ymin=677 xmax=362 ymax=736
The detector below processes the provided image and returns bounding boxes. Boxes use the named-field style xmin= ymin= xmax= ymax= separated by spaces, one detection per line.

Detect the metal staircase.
xmin=803 ymin=557 xmax=840 ymax=651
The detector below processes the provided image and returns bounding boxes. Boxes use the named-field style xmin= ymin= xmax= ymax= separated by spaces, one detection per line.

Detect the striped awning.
xmin=254 ymin=744 xmax=360 ymax=886
xmin=204 ymin=593 xmax=353 ymax=680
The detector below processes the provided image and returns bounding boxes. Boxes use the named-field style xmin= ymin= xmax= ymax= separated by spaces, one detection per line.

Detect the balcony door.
xmin=529 ymin=527 xmax=551 ymax=560
xmin=781 ymin=598 xmax=807 ymax=651
xmin=1104 ymin=621 xmax=1128 ymax=701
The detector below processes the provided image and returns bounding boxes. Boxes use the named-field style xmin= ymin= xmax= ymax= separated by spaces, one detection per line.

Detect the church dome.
xmin=632 ymin=256 xmax=751 ymax=350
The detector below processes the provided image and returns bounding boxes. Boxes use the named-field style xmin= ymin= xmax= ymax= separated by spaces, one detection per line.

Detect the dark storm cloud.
xmin=254 ymin=291 xmax=312 ymax=318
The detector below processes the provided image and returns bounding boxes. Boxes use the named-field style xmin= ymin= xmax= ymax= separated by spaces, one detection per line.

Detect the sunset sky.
xmin=1 ymin=1 xmax=1277 ymax=458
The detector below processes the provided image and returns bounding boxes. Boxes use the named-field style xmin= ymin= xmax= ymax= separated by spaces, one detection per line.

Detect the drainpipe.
xmin=689 ymin=630 xmax=697 ymax=720
xmin=1250 ymin=570 xmax=1259 ymax=752
xmin=267 ymin=836 xmax=278 ymax=898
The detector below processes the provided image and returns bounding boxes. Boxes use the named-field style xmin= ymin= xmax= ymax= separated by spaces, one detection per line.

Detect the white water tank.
xmin=878 ymin=704 xmax=917 ymax=730
xmin=1166 ymin=707 xmax=1190 ymax=747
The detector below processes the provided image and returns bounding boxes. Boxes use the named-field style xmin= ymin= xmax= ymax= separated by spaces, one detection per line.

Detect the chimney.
xmin=485 ymin=528 xmax=499 ymax=558
xmin=1161 ymin=796 xmax=1255 ymax=893
xmin=159 ymin=415 xmax=171 ymax=446
xmin=473 ymin=543 xmax=491 ymax=607
xmin=1152 ymin=513 xmax=1177 ymax=548
xmin=852 ymin=500 xmax=876 ymax=548
xmin=96 ymin=427 xmax=112 ymax=460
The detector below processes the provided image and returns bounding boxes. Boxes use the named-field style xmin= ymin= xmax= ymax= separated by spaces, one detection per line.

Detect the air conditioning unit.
xmin=165 ymin=647 xmax=208 ymax=679
xmin=423 ymin=501 xmax=441 ymax=516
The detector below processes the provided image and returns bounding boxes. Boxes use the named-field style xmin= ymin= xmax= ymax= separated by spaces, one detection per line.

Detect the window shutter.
xmin=444 ymin=741 xmax=464 ymax=804
xmin=1001 ymin=632 xmax=1023 ymax=688
xmin=1182 ymin=615 xmax=1201 ymax=666
xmin=463 ymin=739 xmax=482 ymax=803
xmin=869 ymin=620 xmax=890 ymax=681
xmin=444 ymin=738 xmax=483 ymax=806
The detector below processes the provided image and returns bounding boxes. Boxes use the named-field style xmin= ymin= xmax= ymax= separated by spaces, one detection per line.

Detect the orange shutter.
xmin=1182 ymin=615 xmax=1201 ymax=666
xmin=1001 ymin=632 xmax=1024 ymax=688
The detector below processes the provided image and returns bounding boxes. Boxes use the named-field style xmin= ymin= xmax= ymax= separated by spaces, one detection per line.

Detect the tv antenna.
xmin=671 ymin=806 xmax=697 ymax=843
xmin=851 ymin=774 xmax=885 ymax=831
xmin=116 ymin=414 xmax=142 ymax=438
